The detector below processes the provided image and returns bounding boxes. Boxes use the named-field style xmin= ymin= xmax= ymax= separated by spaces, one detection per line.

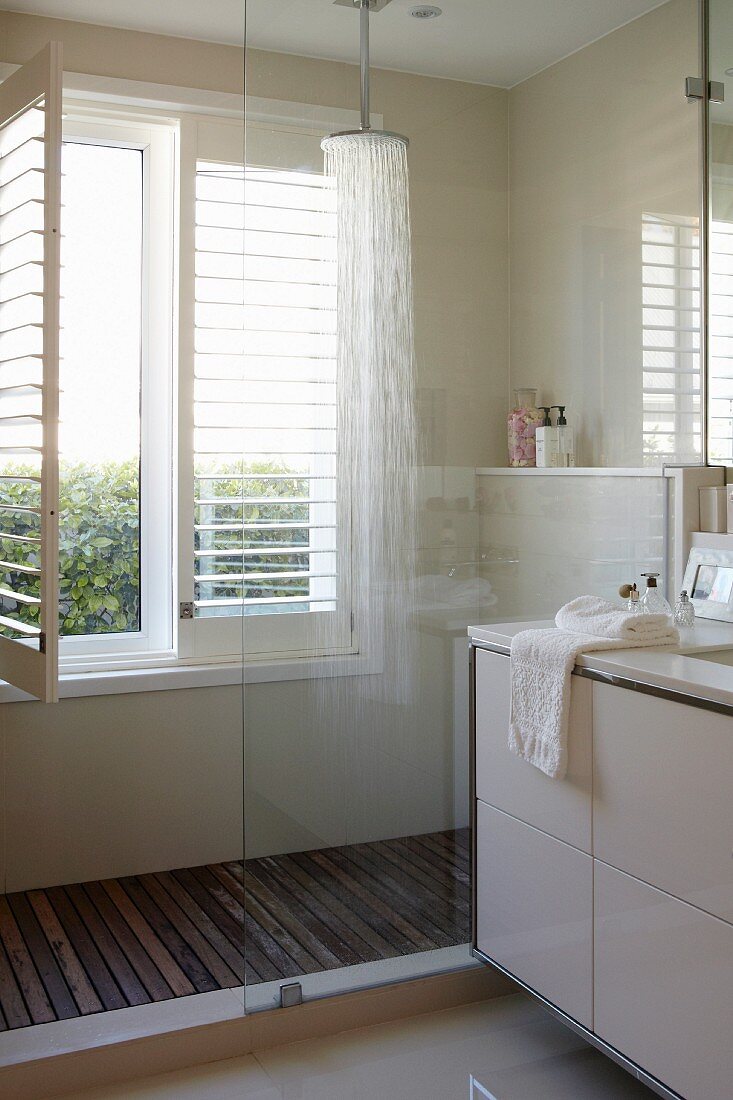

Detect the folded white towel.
xmin=509 ymin=600 xmax=679 ymax=780
xmin=555 ymin=594 xmax=672 ymax=640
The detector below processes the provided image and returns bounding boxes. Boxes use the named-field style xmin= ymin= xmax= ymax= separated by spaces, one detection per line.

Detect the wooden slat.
xmin=240 ymin=859 xmax=364 ymax=968
xmin=82 ymin=881 xmax=173 ymax=1003
xmin=0 ymin=936 xmax=31 ymax=1028
xmin=412 ymin=832 xmax=470 ymax=871
xmin=62 ymin=884 xmax=149 ymax=1008
xmin=26 ymin=890 xmax=103 ymax=1015
xmin=235 ymin=865 xmax=335 ymax=974
xmin=337 ymin=846 xmax=459 ymax=946
xmin=101 ymin=880 xmax=196 ymax=998
xmin=349 ymin=841 xmax=463 ymax=930
xmin=117 ymin=877 xmax=219 ymax=995
xmin=152 ymin=871 xmax=245 ymax=985
xmin=276 ymin=852 xmax=401 ymax=960
xmin=6 ymin=891 xmax=78 ymax=1020
xmin=249 ymin=856 xmax=379 ymax=964
xmin=448 ymin=827 xmax=471 ymax=854
xmin=189 ymin=865 xmax=300 ymax=981
xmin=0 ymin=895 xmax=54 ymax=1024
xmin=169 ymin=867 xmax=274 ymax=983
xmin=373 ymin=840 xmax=470 ymax=916
xmin=136 ymin=874 xmax=240 ymax=990
xmin=319 ymin=847 xmax=442 ymax=951
xmin=300 ymin=850 xmax=422 ymax=954
xmin=386 ymin=836 xmax=471 ymax=893
xmin=44 ymin=887 xmax=126 ymax=1012
xmin=366 ymin=840 xmax=468 ymax=919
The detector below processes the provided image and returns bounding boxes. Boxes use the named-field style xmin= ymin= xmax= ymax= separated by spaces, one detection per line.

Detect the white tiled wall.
xmin=477 ymin=473 xmax=667 ymax=621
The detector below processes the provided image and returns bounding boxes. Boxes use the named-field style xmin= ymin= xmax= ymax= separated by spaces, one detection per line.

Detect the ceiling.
xmin=1 ymin=0 xmax=670 ymax=87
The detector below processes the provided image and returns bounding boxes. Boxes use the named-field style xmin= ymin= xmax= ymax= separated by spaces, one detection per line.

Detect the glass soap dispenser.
xmin=507 ymin=388 xmax=543 ymax=467
xmin=639 ymin=572 xmax=672 ymax=618
xmin=674 ymin=590 xmax=696 ymax=628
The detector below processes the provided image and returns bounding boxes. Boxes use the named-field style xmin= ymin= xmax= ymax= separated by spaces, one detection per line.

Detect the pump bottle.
xmin=551 ymin=406 xmax=575 ymax=467
xmin=535 ymin=407 xmax=558 ymax=468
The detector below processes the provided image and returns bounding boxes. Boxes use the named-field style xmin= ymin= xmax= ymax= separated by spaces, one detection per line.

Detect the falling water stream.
xmin=320 ymin=132 xmax=419 ymax=711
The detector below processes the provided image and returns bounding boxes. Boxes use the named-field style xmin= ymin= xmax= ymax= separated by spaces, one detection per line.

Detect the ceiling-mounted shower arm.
xmin=358 ymin=0 xmax=371 ymax=131
xmin=322 ymin=0 xmax=407 ymax=150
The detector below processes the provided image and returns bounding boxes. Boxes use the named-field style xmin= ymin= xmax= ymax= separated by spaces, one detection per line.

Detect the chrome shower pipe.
xmin=321 ymin=0 xmax=408 ymax=148
xmin=359 ymin=0 xmax=371 ymax=131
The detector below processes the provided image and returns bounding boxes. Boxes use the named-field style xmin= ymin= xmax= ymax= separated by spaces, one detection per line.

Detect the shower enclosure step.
xmin=0 ymin=829 xmax=470 ymax=1029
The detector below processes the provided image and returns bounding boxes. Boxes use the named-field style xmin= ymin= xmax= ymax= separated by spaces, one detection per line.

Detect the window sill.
xmin=0 ymin=651 xmax=378 ymax=704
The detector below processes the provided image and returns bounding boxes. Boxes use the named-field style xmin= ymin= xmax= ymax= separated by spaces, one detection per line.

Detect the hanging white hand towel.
xmin=509 ymin=597 xmax=679 ymax=780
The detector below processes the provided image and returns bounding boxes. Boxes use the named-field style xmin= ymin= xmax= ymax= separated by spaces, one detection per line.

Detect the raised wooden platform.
xmin=0 ymin=829 xmax=470 ymax=1029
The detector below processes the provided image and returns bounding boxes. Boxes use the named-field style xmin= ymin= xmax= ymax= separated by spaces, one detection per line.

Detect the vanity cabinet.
xmin=594 ymin=862 xmax=733 ymax=1100
xmin=475 ymin=647 xmax=592 ymax=852
xmin=472 ymin=644 xmax=733 ymax=1100
xmin=593 ymin=682 xmax=733 ymax=924
xmin=476 ymin=801 xmax=593 ymax=1028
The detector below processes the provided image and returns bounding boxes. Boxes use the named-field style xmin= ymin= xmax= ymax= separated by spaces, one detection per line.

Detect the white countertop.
xmin=468 ymin=619 xmax=733 ymax=709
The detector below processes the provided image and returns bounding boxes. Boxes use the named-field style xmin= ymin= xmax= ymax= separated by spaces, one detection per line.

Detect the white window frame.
xmin=58 ymin=107 xmax=176 ymax=670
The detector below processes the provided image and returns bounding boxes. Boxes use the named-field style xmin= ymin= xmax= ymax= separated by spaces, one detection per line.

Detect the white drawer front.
xmin=595 ymin=861 xmax=733 ymax=1100
xmin=476 ymin=800 xmax=593 ymax=1028
xmin=593 ymin=682 xmax=733 ymax=923
xmin=474 ymin=647 xmax=592 ymax=852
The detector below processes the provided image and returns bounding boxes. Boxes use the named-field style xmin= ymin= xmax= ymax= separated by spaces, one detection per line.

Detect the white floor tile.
xmin=65 ymin=994 xmax=656 ymax=1100
xmin=65 ymin=1054 xmax=280 ymax=1100
xmin=253 ymin=995 xmax=654 ymax=1100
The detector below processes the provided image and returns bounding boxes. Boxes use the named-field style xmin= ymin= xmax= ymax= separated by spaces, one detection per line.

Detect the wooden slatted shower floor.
xmin=0 ymin=828 xmax=470 ymax=1030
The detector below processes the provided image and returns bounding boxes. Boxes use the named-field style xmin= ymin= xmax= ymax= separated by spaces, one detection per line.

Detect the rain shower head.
xmin=321 ymin=0 xmax=409 ymax=151
xmin=321 ymin=130 xmax=408 ymax=153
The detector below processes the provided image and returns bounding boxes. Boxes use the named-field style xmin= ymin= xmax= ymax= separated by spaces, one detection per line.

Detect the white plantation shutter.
xmin=641 ymin=213 xmax=701 ymax=466
xmin=189 ymin=149 xmax=351 ymax=659
xmin=709 ymin=202 xmax=733 ymax=464
xmin=0 ymin=45 xmax=61 ymax=700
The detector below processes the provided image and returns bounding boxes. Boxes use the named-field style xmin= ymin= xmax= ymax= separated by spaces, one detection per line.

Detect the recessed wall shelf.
xmin=475 ymin=467 xmax=665 ymax=477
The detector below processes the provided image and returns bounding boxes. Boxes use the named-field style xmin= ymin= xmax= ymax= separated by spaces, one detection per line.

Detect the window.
xmin=0 ymin=75 xmax=357 ymax=691
xmin=58 ymin=113 xmax=174 ymax=666
xmin=641 ymin=213 xmax=701 ymax=466
xmin=58 ymin=141 xmax=142 ymax=637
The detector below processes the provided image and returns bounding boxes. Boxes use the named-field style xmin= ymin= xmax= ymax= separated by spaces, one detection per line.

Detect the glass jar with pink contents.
xmin=507 ymin=388 xmax=543 ymax=467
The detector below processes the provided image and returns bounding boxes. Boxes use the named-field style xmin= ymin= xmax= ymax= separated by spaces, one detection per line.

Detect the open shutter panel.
xmin=0 ymin=44 xmax=61 ymax=701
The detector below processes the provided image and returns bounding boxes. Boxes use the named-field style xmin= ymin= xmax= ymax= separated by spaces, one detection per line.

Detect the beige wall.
xmin=1 ymin=688 xmax=243 ymax=892
xmin=0 ymin=9 xmax=244 ymax=92
xmin=508 ymin=0 xmax=700 ymax=467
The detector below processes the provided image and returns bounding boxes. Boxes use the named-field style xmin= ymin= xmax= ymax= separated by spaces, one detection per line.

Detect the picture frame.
xmin=682 ymin=547 xmax=733 ymax=622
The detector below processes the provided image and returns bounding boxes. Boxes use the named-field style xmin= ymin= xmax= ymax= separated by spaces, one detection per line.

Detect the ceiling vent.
xmin=409 ymin=5 xmax=442 ymax=16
